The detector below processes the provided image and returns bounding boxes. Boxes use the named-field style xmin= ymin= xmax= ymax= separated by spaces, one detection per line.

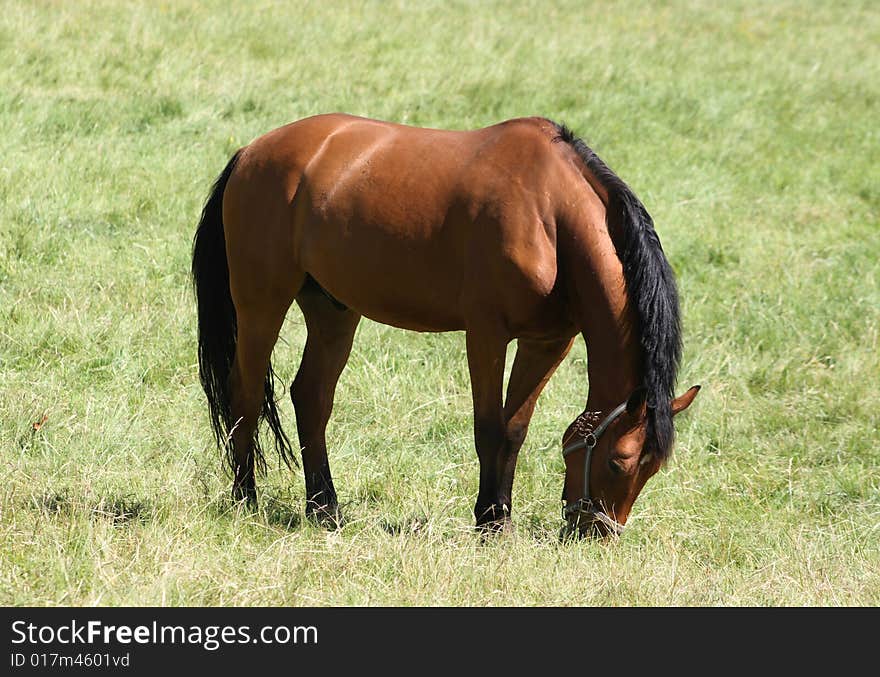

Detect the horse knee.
xmin=505 ymin=423 xmax=528 ymax=452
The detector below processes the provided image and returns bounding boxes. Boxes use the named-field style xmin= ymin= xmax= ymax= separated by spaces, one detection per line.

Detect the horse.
xmin=191 ymin=113 xmax=700 ymax=538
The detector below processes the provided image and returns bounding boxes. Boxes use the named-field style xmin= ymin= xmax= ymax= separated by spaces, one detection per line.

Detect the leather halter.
xmin=561 ymin=401 xmax=629 ymax=537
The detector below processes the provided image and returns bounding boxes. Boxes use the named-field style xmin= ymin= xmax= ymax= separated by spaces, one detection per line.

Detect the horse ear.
xmin=626 ymin=387 xmax=648 ymax=415
xmin=671 ymin=385 xmax=701 ymax=415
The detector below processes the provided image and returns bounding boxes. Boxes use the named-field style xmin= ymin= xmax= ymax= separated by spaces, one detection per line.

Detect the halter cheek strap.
xmin=561 ymin=401 xmax=629 ymax=536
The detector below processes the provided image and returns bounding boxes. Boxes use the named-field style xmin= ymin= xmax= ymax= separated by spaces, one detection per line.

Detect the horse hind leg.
xmin=221 ymin=157 xmax=305 ymax=506
xmin=225 ymin=253 xmax=303 ymax=505
xmin=290 ymin=280 xmax=361 ymax=527
xmin=226 ymin=297 xmax=297 ymax=505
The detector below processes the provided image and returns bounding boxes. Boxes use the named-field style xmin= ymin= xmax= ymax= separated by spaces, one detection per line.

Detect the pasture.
xmin=1 ymin=0 xmax=877 ymax=605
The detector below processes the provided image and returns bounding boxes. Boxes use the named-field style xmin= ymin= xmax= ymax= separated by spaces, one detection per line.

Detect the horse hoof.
xmin=231 ymin=485 xmax=257 ymax=509
xmin=475 ymin=515 xmax=513 ymax=537
xmin=306 ymin=502 xmax=343 ymax=530
xmin=474 ymin=503 xmax=512 ymax=536
xmin=477 ymin=509 xmax=513 ymax=538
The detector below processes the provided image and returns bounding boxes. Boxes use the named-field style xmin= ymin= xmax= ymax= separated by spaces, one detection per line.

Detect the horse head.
xmin=561 ymin=385 xmax=700 ymax=538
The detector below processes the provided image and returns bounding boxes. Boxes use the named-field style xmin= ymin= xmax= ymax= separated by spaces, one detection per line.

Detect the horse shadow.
xmin=261 ymin=496 xmax=303 ymax=530
xmin=35 ymin=490 xmax=152 ymax=526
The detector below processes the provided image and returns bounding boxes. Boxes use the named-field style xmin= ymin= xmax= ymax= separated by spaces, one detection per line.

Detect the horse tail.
xmin=191 ymin=150 xmax=242 ymax=468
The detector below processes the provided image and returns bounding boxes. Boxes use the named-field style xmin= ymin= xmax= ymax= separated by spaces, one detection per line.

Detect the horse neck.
xmin=559 ymin=207 xmax=642 ymax=411
xmin=582 ymin=318 xmax=641 ymax=412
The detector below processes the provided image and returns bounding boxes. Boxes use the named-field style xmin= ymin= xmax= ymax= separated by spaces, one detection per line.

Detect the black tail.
xmin=191 ymin=150 xmax=295 ymax=474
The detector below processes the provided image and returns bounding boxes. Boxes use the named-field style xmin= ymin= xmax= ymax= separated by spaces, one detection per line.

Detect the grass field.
xmin=1 ymin=0 xmax=878 ymax=606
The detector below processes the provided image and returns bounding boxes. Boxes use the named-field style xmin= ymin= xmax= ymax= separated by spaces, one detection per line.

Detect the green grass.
xmin=1 ymin=0 xmax=878 ymax=606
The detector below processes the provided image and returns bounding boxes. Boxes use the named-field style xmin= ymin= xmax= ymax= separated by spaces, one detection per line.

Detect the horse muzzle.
xmin=560 ymin=498 xmax=626 ymax=540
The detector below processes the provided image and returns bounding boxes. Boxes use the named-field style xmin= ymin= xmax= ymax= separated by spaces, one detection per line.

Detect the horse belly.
xmin=299 ymin=221 xmax=466 ymax=332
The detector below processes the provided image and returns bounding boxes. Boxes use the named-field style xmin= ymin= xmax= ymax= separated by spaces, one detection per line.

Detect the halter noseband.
xmin=561 ymin=400 xmax=629 ymax=537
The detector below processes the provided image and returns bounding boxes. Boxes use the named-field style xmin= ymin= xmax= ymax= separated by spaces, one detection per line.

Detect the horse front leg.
xmin=499 ymin=336 xmax=576 ymax=517
xmin=465 ymin=326 xmax=509 ymax=533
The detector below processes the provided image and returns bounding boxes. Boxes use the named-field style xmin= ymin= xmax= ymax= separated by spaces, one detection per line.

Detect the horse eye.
xmin=607 ymin=458 xmax=624 ymax=476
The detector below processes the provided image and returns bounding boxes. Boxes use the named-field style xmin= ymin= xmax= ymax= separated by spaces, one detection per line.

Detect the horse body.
xmin=193 ymin=113 xmax=699 ymax=536
xmin=225 ymin=114 xmax=577 ymax=335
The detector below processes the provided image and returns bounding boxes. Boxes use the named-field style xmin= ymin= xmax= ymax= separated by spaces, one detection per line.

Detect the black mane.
xmin=554 ymin=122 xmax=682 ymax=460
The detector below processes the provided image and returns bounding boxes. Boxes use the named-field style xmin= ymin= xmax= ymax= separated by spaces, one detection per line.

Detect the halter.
xmin=561 ymin=400 xmax=629 ymax=537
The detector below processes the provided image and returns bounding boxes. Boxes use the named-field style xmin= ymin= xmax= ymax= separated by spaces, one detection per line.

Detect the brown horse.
xmin=192 ymin=113 xmax=699 ymax=538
